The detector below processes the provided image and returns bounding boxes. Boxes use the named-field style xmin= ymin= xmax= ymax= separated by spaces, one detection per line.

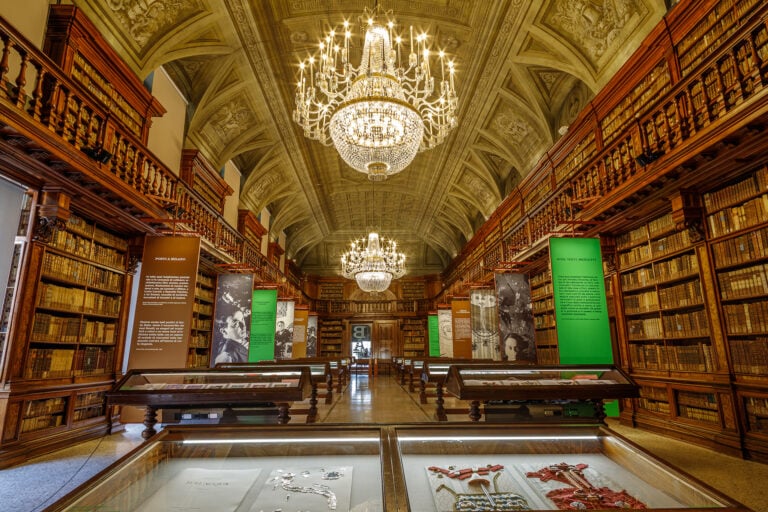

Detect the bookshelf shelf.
xmin=319 ymin=318 xmax=345 ymax=358
xmin=401 ymin=318 xmax=426 ymax=357
xmin=1 ymin=212 xmax=127 ymax=457
xmin=187 ymin=271 xmax=215 ymax=368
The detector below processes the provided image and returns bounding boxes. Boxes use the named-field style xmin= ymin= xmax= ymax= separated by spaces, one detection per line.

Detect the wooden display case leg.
xmin=277 ymin=403 xmax=291 ymax=424
xmin=142 ymin=406 xmax=158 ymax=439
xmin=308 ymin=384 xmax=318 ymax=423
xmin=435 ymin=384 xmax=447 ymax=421
xmin=325 ymin=378 xmax=333 ymax=404
xmin=469 ymin=401 xmax=482 ymax=422
xmin=420 ymin=379 xmax=427 ymax=404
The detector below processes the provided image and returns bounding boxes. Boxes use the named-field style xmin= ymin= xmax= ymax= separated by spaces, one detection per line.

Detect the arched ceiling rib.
xmin=74 ymin=0 xmax=668 ymax=276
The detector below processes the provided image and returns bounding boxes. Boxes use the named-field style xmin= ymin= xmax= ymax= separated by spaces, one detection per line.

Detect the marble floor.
xmin=1 ymin=373 xmax=765 ymax=511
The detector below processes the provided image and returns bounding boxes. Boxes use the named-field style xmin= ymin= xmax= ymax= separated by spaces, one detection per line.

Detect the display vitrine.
xmin=444 ymin=364 xmax=639 ymax=422
xmin=108 ymin=367 xmax=312 ymax=438
xmin=47 ymin=424 xmax=748 ymax=511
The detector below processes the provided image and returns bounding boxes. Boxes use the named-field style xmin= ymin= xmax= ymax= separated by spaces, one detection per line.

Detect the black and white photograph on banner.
xmin=274 ymin=300 xmax=295 ymax=359
xmin=470 ymin=288 xmax=500 ymax=360
xmin=495 ymin=273 xmax=537 ymax=363
xmin=306 ymin=315 xmax=318 ymax=357
xmin=437 ymin=309 xmax=453 ymax=357
xmin=211 ymin=273 xmax=254 ymax=366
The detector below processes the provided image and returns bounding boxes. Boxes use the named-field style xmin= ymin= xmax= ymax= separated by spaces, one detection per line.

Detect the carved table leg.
xmin=277 ymin=402 xmax=291 ymax=424
xmin=435 ymin=383 xmax=447 ymax=421
xmin=308 ymin=384 xmax=318 ymax=423
xmin=142 ymin=406 xmax=158 ymax=439
xmin=326 ymin=377 xmax=333 ymax=404
xmin=469 ymin=400 xmax=482 ymax=422
xmin=420 ymin=379 xmax=427 ymax=404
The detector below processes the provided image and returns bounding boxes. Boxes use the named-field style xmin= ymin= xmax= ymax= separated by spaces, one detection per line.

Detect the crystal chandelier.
xmin=341 ymin=232 xmax=406 ymax=292
xmin=293 ymin=5 xmax=458 ymax=181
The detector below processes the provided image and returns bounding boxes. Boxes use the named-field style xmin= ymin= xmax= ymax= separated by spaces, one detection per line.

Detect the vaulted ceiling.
xmin=74 ymin=0 xmax=668 ymax=276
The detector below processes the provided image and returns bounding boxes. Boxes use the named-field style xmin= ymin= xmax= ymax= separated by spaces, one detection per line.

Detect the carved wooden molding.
xmin=180 ymin=150 xmax=234 ymax=214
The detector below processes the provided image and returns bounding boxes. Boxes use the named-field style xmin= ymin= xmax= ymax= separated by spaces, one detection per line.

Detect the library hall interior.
xmin=2 ymin=0 xmax=768 ymax=510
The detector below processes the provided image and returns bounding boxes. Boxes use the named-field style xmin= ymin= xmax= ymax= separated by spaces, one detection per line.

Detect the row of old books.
xmin=74 ymin=391 xmax=105 ymax=408
xmin=745 ymin=396 xmax=768 ymax=416
xmin=21 ymin=397 xmax=66 ymax=433
xmin=677 ymin=403 xmax=720 ymax=423
xmin=711 ymin=225 xmax=768 ymax=268
xmin=627 ymin=317 xmax=663 ymax=340
xmin=638 ymin=397 xmax=671 ymax=414
xmin=50 ymin=230 xmax=126 ymax=269
xmin=639 ymin=385 xmax=669 ymax=402
xmin=718 ymin=263 xmax=768 ymax=299
xmin=654 ymin=252 xmax=699 ymax=282
xmin=703 ymin=164 xmax=768 ymax=212
xmin=662 ymin=309 xmax=710 ymax=339
xmin=706 ymin=193 xmax=768 ymax=238
xmin=43 ymin=251 xmax=125 ymax=291
xmin=37 ymin=282 xmax=121 ymax=316
xmin=676 ymin=390 xmax=718 ymax=409
xmin=723 ymin=300 xmax=768 ymax=334
xmin=650 ymin=230 xmax=691 ymax=258
xmin=24 ymin=348 xmax=75 ymax=379
xmin=72 ymin=346 xmax=114 ymax=376
xmin=186 ymin=351 xmax=210 ymax=368
xmin=32 ymin=313 xmax=82 ymax=343
xmin=623 ymin=290 xmax=659 ymax=314
xmin=192 ymin=301 xmax=213 ymax=315
xmin=32 ymin=313 xmax=116 ymax=345
xmin=72 ymin=404 xmax=104 ymax=422
xmin=659 ymin=278 xmax=703 ymax=307
xmin=729 ymin=338 xmax=768 ymax=374
xmin=629 ymin=342 xmax=713 ymax=372
xmin=190 ymin=331 xmax=210 ymax=348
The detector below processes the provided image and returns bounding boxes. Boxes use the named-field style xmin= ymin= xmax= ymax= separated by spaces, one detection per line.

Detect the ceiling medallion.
xmin=341 ymin=232 xmax=406 ymax=293
xmin=293 ymin=4 xmax=458 ymax=180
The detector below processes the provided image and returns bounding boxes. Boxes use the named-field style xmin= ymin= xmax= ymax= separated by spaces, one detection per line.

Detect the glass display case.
xmin=108 ymin=367 xmax=312 ymax=437
xmin=46 ymin=424 xmax=749 ymax=511
xmin=440 ymin=364 xmax=638 ymax=423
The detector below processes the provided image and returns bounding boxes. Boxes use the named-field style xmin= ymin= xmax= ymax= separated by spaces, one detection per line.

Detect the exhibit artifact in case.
xmin=47 ymin=424 xmax=749 ymax=511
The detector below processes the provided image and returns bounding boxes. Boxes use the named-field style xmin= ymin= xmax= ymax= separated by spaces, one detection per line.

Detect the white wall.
xmin=222 ymin=160 xmax=241 ymax=228
xmin=0 ymin=0 xmax=49 ymax=49
xmin=146 ymin=67 xmax=187 ymax=174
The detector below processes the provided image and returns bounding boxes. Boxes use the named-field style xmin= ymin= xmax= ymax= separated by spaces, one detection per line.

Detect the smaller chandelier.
xmin=294 ymin=5 xmax=458 ymax=180
xmin=341 ymin=232 xmax=406 ymax=292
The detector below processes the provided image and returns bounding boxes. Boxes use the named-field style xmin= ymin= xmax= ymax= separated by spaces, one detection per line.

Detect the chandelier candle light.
xmin=294 ymin=5 xmax=458 ymax=181
xmin=341 ymin=232 xmax=406 ymax=293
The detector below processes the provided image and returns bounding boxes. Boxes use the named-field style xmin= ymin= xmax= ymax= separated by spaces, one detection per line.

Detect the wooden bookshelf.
xmin=318 ymin=318 xmax=345 ymax=357
xmin=188 ymin=271 xmax=215 ymax=368
xmin=400 ymin=318 xmax=426 ymax=357
xmin=1 ymin=211 xmax=128 ymax=467
xmin=530 ymin=270 xmax=558 ymax=364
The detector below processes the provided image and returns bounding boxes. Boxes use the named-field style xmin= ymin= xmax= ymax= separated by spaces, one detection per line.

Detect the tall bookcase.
xmin=704 ymin=164 xmax=768 ymax=460
xmin=1 ymin=212 xmax=128 ymax=466
xmin=188 ymin=271 xmax=215 ymax=368
xmin=530 ymin=270 xmax=558 ymax=364
xmin=616 ymin=211 xmax=741 ymax=454
xmin=318 ymin=318 xmax=344 ymax=358
xmin=400 ymin=318 xmax=426 ymax=357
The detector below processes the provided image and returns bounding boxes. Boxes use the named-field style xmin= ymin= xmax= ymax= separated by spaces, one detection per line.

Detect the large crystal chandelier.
xmin=293 ymin=5 xmax=458 ymax=181
xmin=341 ymin=232 xmax=406 ymax=292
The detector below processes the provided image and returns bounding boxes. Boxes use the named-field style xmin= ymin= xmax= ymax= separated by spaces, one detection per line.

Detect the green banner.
xmin=428 ymin=314 xmax=440 ymax=357
xmin=249 ymin=289 xmax=277 ymax=362
xmin=549 ymin=238 xmax=613 ymax=365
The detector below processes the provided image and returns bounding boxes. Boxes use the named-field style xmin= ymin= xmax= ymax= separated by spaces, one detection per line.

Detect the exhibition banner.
xmin=550 ymin=237 xmax=613 ymax=364
xmin=451 ymin=299 xmax=472 ymax=358
xmin=292 ymin=308 xmax=309 ymax=358
xmin=249 ymin=289 xmax=278 ymax=361
xmin=211 ymin=273 xmax=254 ymax=366
xmin=306 ymin=315 xmax=318 ymax=357
xmin=428 ymin=314 xmax=440 ymax=356
xmin=495 ymin=273 xmax=537 ymax=363
xmin=128 ymin=236 xmax=200 ymax=369
xmin=470 ymin=288 xmax=501 ymax=360
xmin=437 ymin=308 xmax=454 ymax=357
xmin=275 ymin=300 xmax=295 ymax=359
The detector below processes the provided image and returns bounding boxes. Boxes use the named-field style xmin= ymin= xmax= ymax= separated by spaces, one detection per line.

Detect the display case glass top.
xmin=444 ymin=364 xmax=638 ymax=401
xmin=108 ymin=366 xmax=312 ymax=407
xmin=47 ymin=424 xmax=748 ymax=512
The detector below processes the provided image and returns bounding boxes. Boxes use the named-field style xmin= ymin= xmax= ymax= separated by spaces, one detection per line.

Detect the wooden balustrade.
xmin=0 ymin=15 xmax=294 ymax=292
